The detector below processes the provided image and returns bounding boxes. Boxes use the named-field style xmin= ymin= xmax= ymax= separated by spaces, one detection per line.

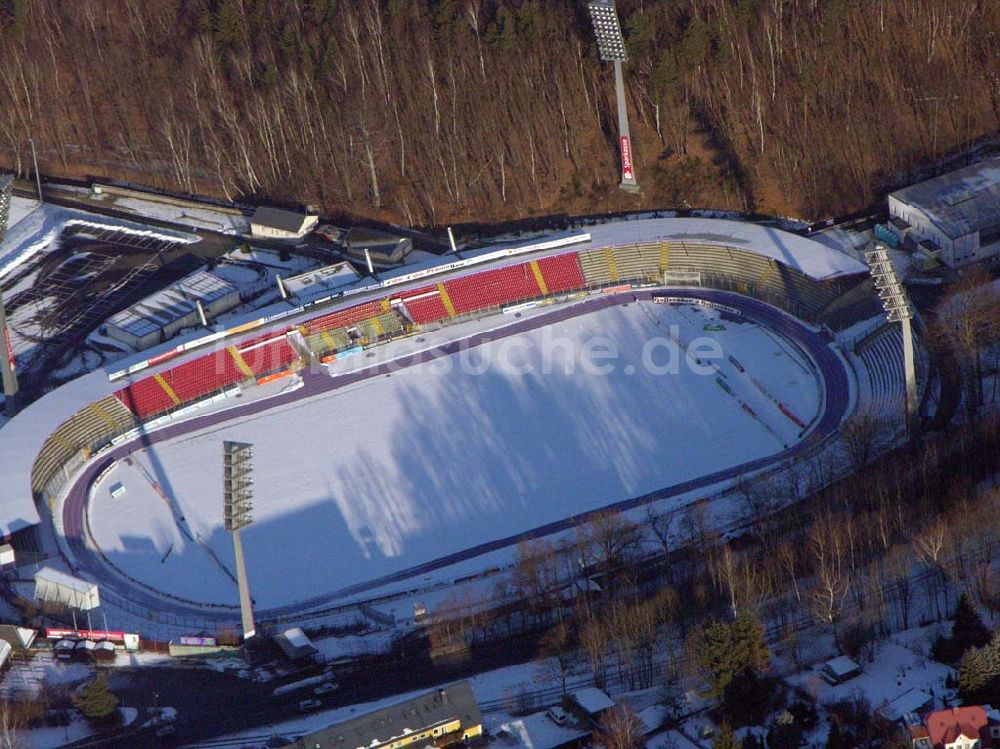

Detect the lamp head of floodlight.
xmin=587 ymin=0 xmax=627 ymax=61
xmin=223 ymin=441 xmax=255 ymax=532
xmin=865 ymin=244 xmax=914 ymax=321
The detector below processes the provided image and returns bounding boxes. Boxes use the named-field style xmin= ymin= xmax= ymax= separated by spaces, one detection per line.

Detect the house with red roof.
xmin=921 ymin=706 xmax=1000 ymax=749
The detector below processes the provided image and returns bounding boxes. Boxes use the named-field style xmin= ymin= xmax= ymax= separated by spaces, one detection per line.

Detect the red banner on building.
xmin=45 ymin=628 xmax=126 ymax=642
xmin=620 ymin=136 xmax=634 ymax=182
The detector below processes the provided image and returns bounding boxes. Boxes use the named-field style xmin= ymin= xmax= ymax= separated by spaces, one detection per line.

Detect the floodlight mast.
xmin=587 ymin=0 xmax=639 ymax=192
xmin=864 ymin=245 xmax=918 ymax=434
xmin=223 ymin=440 xmax=256 ymax=640
xmin=0 ymin=291 xmax=19 ymax=416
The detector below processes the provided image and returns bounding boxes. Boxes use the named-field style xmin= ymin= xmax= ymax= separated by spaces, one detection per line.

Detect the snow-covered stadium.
xmin=0 ymin=217 xmax=910 ymax=635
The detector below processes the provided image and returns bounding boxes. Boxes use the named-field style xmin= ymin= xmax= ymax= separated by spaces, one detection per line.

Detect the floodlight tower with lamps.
xmin=586 ymin=0 xmax=639 ymax=192
xmin=865 ymin=245 xmax=918 ymax=433
xmin=0 ymin=291 xmax=19 ymax=416
xmin=223 ymin=440 xmax=256 ymax=640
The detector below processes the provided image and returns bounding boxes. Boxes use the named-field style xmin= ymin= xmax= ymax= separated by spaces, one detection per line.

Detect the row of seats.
xmin=238 ymin=337 xmax=299 ymax=377
xmin=443 ymin=263 xmax=542 ymax=314
xmin=397 ymin=286 xmax=452 ymax=324
xmin=31 ymin=396 xmax=137 ymax=496
xmin=160 ymin=350 xmax=245 ymax=404
xmin=306 ymin=328 xmax=353 ymax=357
xmin=858 ymin=326 xmax=906 ymax=424
xmin=535 ymin=253 xmax=586 ymax=293
xmin=664 ymin=242 xmax=846 ymax=320
xmin=302 ymin=300 xmax=386 ymax=336
xmin=114 ymin=377 xmax=178 ymax=420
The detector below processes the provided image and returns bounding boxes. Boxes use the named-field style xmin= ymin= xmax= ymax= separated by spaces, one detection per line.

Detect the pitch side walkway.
xmin=60 ymin=289 xmax=851 ymax=626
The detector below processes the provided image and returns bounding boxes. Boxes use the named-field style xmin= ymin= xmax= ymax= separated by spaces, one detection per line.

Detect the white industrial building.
xmin=250 ymin=206 xmax=318 ymax=239
xmin=105 ymin=270 xmax=241 ymax=350
xmin=888 ymin=157 xmax=1000 ymax=268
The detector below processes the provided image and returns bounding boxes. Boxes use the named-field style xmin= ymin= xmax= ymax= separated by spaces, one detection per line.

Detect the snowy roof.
xmin=283 ymin=262 xmax=360 ymax=300
xmin=891 ymin=157 xmax=1000 ymax=239
xmin=107 ymin=270 xmax=237 ymax=337
xmin=34 ymin=566 xmax=97 ymax=595
xmin=876 ymin=689 xmax=933 ymax=722
xmin=570 ymin=688 xmax=615 ymax=715
xmin=275 ymin=627 xmax=318 ymax=660
xmin=296 ymin=682 xmax=481 ymax=749
xmin=578 ymin=217 xmax=866 ymax=281
xmin=498 ymin=711 xmax=588 ymax=749
xmin=822 ymin=655 xmax=862 ymax=678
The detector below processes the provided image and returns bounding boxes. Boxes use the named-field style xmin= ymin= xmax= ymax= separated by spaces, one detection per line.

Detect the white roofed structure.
xmin=34 ymin=566 xmax=100 ymax=610
xmin=570 ymin=687 xmax=616 ymax=717
xmin=888 ymin=157 xmax=1000 ymax=267
xmin=498 ymin=712 xmax=588 ymax=749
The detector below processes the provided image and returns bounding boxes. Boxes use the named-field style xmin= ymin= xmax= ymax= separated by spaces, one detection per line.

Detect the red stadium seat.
xmin=398 ymin=286 xmax=450 ymax=324
xmin=161 ymin=351 xmax=244 ymax=403
xmin=303 ymin=300 xmax=385 ymax=335
xmin=239 ymin=337 xmax=298 ymax=377
xmin=443 ymin=263 xmax=541 ymax=314
xmin=113 ymin=378 xmax=176 ymax=420
xmin=536 ymin=253 xmax=585 ymax=293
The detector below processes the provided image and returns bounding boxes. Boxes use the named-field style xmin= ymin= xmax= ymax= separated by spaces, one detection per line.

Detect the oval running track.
xmin=60 ymin=288 xmax=851 ymax=626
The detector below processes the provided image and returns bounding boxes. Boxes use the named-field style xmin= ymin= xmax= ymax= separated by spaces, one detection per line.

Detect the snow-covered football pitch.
xmin=88 ymin=300 xmax=821 ymax=608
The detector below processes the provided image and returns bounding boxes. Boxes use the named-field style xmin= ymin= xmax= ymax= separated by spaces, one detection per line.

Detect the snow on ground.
xmin=314 ymin=629 xmax=397 ymax=660
xmin=788 ymin=626 xmax=952 ymax=713
xmin=89 ymin=302 xmax=821 ymax=608
xmin=0 ymin=654 xmax=92 ymax=700
xmin=13 ymin=707 xmax=137 ymax=749
xmin=7 ymin=195 xmax=41 ymax=229
xmin=0 ymin=203 xmax=67 ymax=281
xmin=111 ymin=196 xmax=250 ymax=234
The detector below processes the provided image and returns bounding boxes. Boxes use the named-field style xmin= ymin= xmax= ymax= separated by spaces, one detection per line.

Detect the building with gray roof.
xmin=105 ymin=270 xmax=240 ymax=350
xmin=293 ymin=681 xmax=482 ymax=749
xmin=888 ymin=157 xmax=1000 ymax=267
xmin=251 ymin=206 xmax=318 ymax=240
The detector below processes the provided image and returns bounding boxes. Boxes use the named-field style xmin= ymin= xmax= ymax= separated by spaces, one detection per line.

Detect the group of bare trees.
xmin=424 ymin=391 xmax=1000 ymax=697
xmin=2 ymin=0 xmax=1000 ymax=225
xmin=926 ymin=267 xmax=1000 ymax=422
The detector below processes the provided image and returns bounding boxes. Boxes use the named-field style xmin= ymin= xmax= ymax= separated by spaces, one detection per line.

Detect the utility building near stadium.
xmin=888 ymin=157 xmax=1000 ymax=267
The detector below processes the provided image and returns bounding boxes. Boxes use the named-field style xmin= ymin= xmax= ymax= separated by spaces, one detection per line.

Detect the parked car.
xmin=299 ymin=699 xmax=322 ymax=712
xmin=313 ymin=682 xmax=339 ymax=696
xmin=547 ymin=706 xmax=569 ymax=726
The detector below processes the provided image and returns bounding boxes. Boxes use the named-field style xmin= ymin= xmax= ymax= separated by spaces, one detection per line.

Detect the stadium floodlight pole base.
xmin=232 ymin=528 xmax=256 ymax=640
xmin=901 ymin=316 xmax=918 ymax=434
xmin=614 ymin=60 xmax=639 ymax=193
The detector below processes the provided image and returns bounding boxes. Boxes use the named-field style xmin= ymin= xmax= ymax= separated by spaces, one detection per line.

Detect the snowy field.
xmin=88 ymin=301 xmax=821 ymax=608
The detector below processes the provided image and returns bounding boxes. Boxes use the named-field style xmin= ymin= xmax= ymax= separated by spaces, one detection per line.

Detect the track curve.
xmin=61 ymin=288 xmax=851 ymax=626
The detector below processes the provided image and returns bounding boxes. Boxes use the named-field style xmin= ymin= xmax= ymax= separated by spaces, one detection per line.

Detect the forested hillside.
xmin=0 ymin=0 xmax=998 ymax=225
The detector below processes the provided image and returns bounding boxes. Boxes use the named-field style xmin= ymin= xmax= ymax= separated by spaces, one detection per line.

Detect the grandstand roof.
xmin=577 ymin=218 xmax=867 ymax=281
xmin=0 ymin=367 xmax=110 ymax=535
